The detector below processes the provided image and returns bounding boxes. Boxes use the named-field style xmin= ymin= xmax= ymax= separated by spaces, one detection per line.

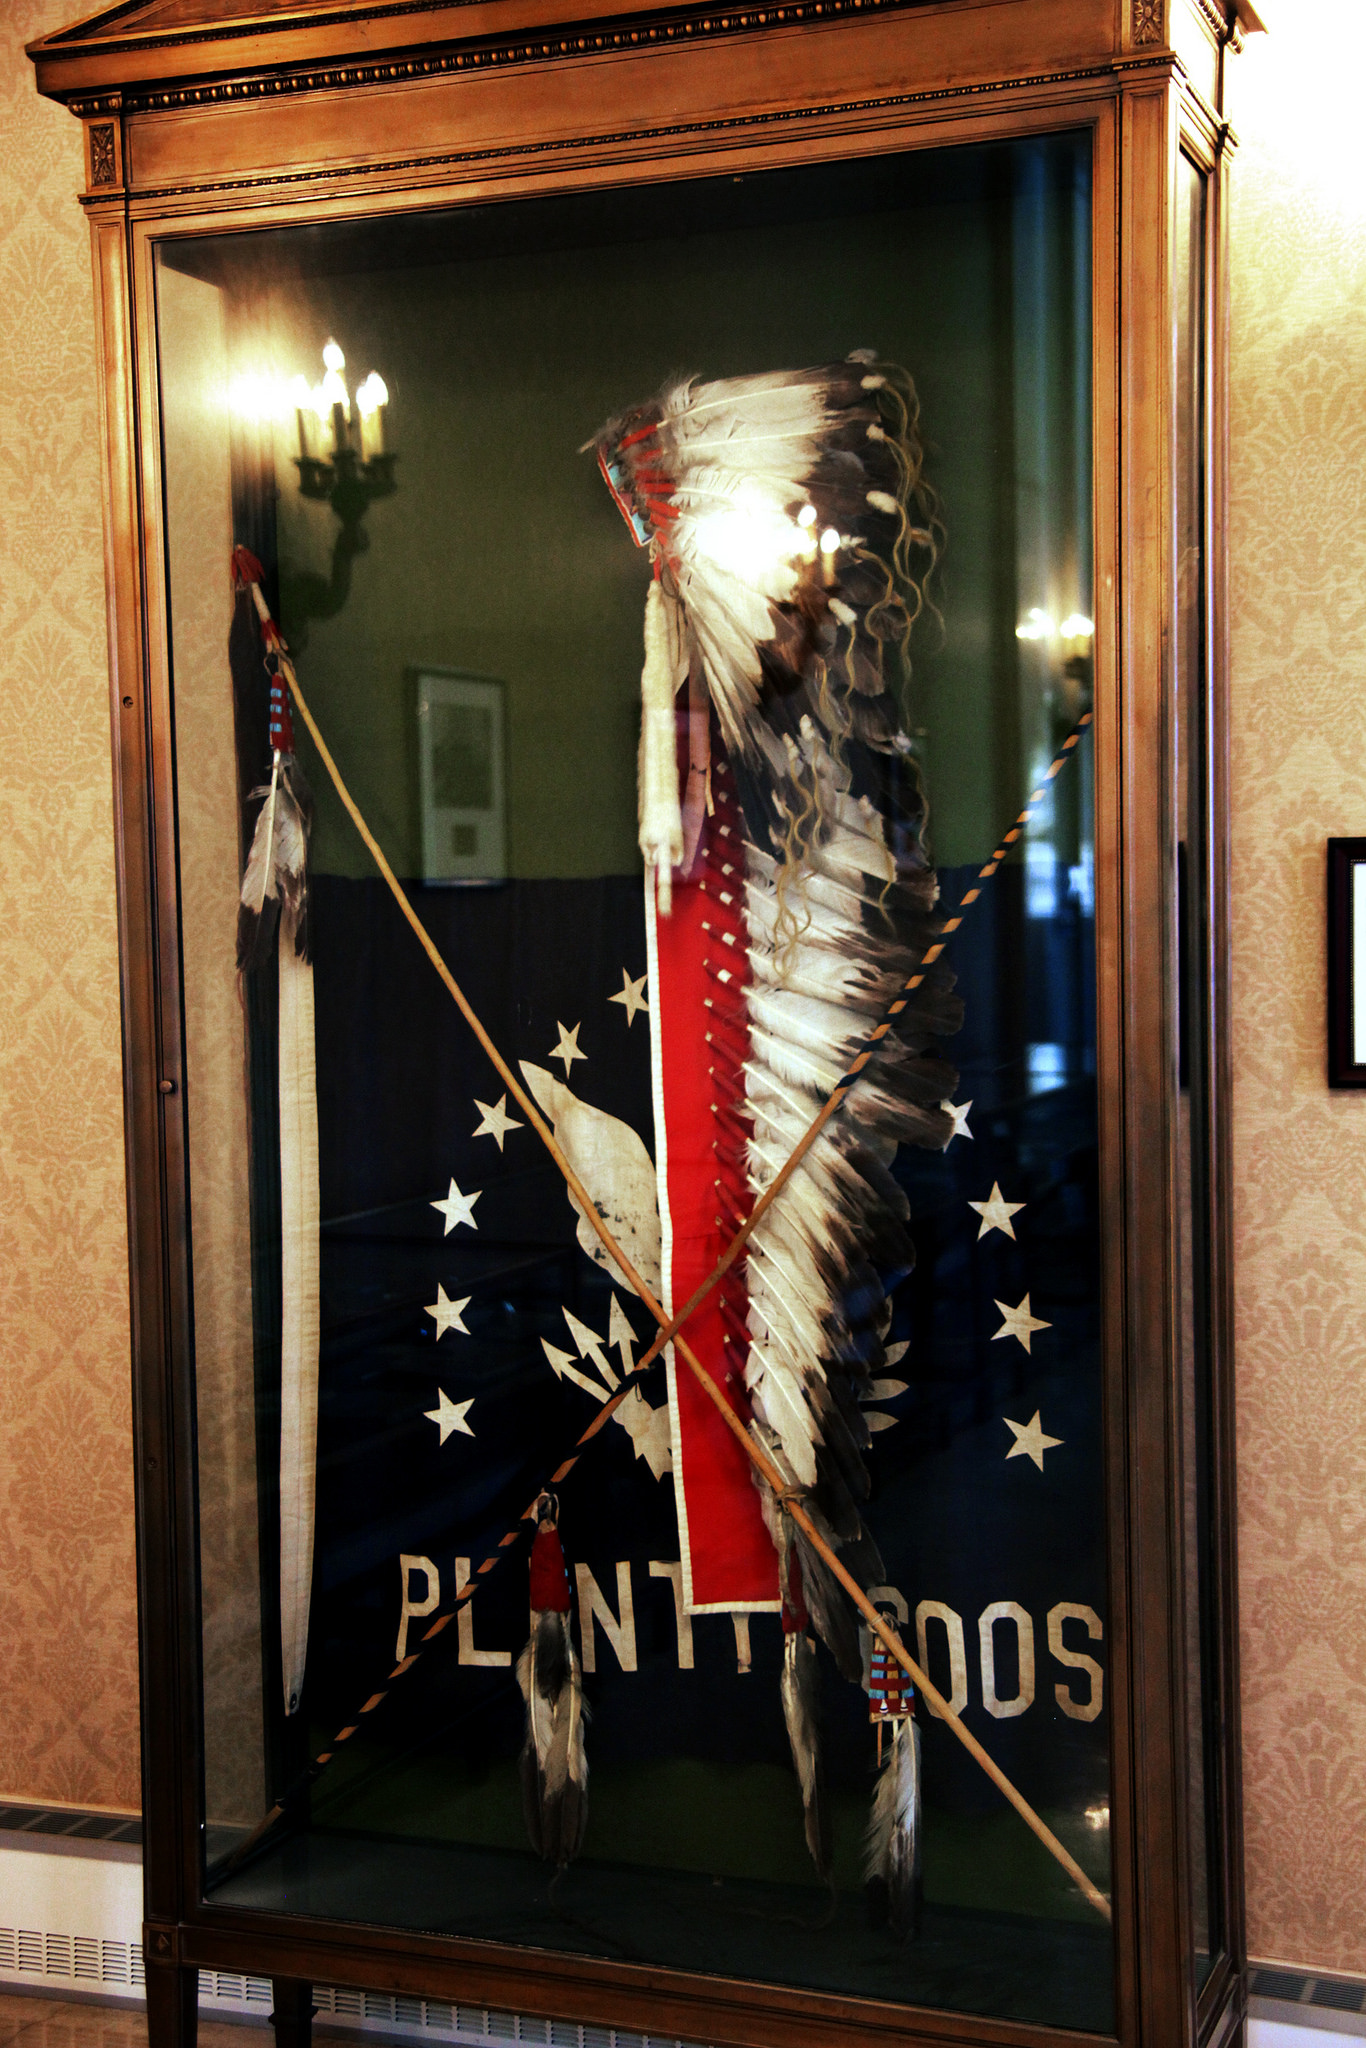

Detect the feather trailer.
xmin=779 ymin=1544 xmax=831 ymax=1881
xmin=865 ymin=1715 xmax=923 ymax=1938
xmin=518 ymin=1496 xmax=589 ymax=1867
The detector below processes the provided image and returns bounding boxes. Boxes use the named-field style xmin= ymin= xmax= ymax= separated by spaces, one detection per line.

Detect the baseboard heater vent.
xmin=0 ymin=1926 xmax=145 ymax=1990
xmin=0 ymin=1806 xmax=701 ymax=2048
xmin=1 ymin=1924 xmax=699 ymax=2048
xmin=304 ymin=1986 xmax=692 ymax=2048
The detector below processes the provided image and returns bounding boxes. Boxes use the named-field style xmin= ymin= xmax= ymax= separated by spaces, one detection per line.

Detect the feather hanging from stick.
xmin=778 ymin=1537 xmax=831 ymax=1881
xmin=235 ymin=558 xmax=314 ymax=976
xmin=782 ymin=1631 xmax=829 ymax=1879
xmin=865 ymin=1715 xmax=923 ymax=1938
xmin=237 ymin=751 xmax=313 ymax=968
xmin=517 ymin=1494 xmax=589 ymax=1867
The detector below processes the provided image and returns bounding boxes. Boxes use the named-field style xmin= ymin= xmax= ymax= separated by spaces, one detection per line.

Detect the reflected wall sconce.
xmin=291 ymin=338 xmax=395 ymax=514
xmin=1015 ymin=606 xmax=1095 ymax=725
xmin=282 ymin=337 xmax=397 ymax=643
xmin=1015 ymin=607 xmax=1095 ymax=646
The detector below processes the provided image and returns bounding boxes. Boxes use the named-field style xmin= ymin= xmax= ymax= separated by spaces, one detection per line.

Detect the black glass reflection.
xmin=160 ymin=131 xmax=1109 ymax=2031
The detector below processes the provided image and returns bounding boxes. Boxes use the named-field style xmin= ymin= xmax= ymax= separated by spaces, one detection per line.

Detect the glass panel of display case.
xmin=1173 ymin=145 xmax=1224 ymax=1990
xmin=158 ymin=131 xmax=1110 ymax=2031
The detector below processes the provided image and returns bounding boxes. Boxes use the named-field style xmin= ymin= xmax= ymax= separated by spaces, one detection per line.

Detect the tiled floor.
xmin=0 ymin=1995 xmax=267 ymax=2048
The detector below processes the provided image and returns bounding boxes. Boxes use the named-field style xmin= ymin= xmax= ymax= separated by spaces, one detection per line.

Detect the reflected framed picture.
xmin=416 ymin=667 xmax=506 ymax=883
xmin=1327 ymin=837 xmax=1366 ymax=1086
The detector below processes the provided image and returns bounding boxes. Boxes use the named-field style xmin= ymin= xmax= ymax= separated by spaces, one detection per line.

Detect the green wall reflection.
xmin=178 ymin=137 xmax=1090 ymax=882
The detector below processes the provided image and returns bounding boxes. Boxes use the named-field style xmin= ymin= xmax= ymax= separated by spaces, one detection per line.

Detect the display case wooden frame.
xmin=28 ymin=3 xmax=1255 ymax=2047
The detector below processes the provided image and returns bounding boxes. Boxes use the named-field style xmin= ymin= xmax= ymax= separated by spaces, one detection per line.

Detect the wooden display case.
xmin=29 ymin=4 xmax=1256 ymax=2048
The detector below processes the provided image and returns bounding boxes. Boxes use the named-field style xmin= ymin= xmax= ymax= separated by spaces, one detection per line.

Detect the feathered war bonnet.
xmin=589 ymin=344 xmax=965 ymax=1619
xmin=588 ymin=362 xmax=965 ymax=1898
xmin=588 ymin=351 xmax=943 ymax=910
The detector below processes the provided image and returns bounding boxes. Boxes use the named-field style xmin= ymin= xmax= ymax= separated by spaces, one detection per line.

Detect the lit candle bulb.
xmin=291 ymin=373 xmax=317 ymax=461
xmin=355 ymin=371 xmax=388 ymax=461
xmin=320 ymin=338 xmax=349 ymax=457
xmin=797 ymin=502 xmax=819 ymax=562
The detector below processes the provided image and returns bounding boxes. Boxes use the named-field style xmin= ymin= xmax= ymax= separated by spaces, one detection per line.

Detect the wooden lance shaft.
xmin=278 ymin=649 xmax=1110 ymax=1925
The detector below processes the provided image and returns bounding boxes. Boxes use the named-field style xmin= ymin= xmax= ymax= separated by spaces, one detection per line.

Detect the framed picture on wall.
xmin=1327 ymin=837 xmax=1366 ymax=1086
xmin=416 ymin=667 xmax=507 ymax=883
xmin=1327 ymin=835 xmax=1366 ymax=1089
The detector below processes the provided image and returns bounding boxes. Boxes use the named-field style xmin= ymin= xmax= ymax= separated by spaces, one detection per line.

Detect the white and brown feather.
xmin=237 ymin=752 xmax=313 ymax=969
xmin=594 ymin=350 xmax=959 ymax=1785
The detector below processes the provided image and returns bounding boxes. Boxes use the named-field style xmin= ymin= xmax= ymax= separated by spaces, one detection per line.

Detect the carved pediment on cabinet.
xmin=29 ymin=0 xmax=1032 ymax=113
xmin=29 ymin=0 xmax=665 ymax=101
xmin=29 ymin=0 xmax=1266 ymax=114
xmin=39 ymin=0 xmax=420 ymax=31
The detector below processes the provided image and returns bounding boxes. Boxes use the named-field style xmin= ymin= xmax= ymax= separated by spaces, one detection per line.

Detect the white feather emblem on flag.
xmin=519 ymin=1061 xmax=662 ymax=1299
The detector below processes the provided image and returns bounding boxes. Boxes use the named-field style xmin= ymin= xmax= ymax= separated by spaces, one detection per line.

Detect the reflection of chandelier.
xmin=290 ymin=337 xmax=394 ymax=508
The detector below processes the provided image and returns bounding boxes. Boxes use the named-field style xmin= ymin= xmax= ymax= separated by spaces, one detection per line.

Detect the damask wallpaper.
xmin=0 ymin=0 xmax=1362 ymax=1968
xmin=1228 ymin=0 xmax=1366 ymax=1975
xmin=0 ymin=0 xmax=140 ymax=1810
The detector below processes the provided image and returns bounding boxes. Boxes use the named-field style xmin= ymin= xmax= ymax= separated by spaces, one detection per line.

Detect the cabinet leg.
xmin=145 ymin=1960 xmax=198 ymax=2048
xmin=270 ymin=1977 xmax=317 ymax=2048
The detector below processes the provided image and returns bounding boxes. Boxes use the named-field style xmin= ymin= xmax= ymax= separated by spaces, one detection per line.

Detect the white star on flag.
xmin=992 ymin=1294 xmax=1051 ymax=1353
xmin=969 ymin=1182 xmax=1025 ymax=1240
xmin=425 ymin=1389 xmax=475 ymax=1445
xmin=551 ymin=1021 xmax=586 ymax=1074
xmin=472 ymin=1094 xmax=522 ymax=1150
xmin=427 ymin=1284 xmax=471 ymax=1339
xmin=609 ymin=969 xmax=649 ymax=1026
xmin=431 ymin=1179 xmax=480 ymax=1234
xmin=1004 ymin=1410 xmax=1063 ymax=1471
xmin=942 ymin=1099 xmax=973 ymax=1143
